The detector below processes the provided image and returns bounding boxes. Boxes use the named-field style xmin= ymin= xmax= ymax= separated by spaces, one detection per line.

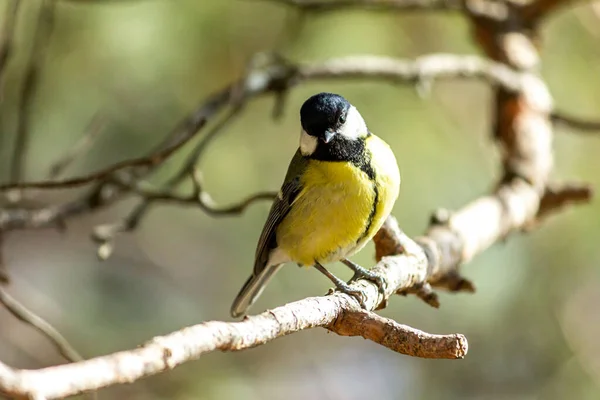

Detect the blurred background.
xmin=1 ymin=1 xmax=600 ymax=399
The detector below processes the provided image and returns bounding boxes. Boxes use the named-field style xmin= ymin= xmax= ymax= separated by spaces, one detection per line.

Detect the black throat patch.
xmin=308 ymin=133 xmax=375 ymax=180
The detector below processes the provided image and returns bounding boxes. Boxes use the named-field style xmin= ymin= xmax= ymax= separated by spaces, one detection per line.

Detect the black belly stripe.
xmin=356 ymin=178 xmax=379 ymax=244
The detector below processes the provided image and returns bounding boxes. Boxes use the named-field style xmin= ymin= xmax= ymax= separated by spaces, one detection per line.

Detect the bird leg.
xmin=313 ymin=262 xmax=367 ymax=308
xmin=342 ymin=259 xmax=387 ymax=295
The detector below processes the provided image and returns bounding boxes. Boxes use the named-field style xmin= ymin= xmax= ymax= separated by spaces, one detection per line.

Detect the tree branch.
xmin=7 ymin=0 xmax=56 ymax=203
xmin=0 ymin=287 xmax=83 ymax=363
xmin=0 ymin=53 xmax=560 ymax=261
xmin=1 ymin=165 xmax=589 ymax=398
xmin=0 ymin=53 xmax=552 ymax=194
xmin=261 ymin=0 xmax=509 ymax=21
xmin=0 ymin=216 xmax=469 ymax=399
xmin=521 ymin=0 xmax=581 ymax=23
xmin=263 ymin=0 xmax=464 ymax=11
xmin=47 ymin=113 xmax=107 ymax=179
xmin=0 ymin=0 xmax=20 ymax=101
xmin=551 ymin=111 xmax=600 ymax=133
xmin=0 ymin=0 xmax=595 ymax=394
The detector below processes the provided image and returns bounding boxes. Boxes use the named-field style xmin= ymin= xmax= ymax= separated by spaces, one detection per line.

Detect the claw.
xmin=313 ymin=262 xmax=369 ymax=309
xmin=333 ymin=280 xmax=368 ymax=309
xmin=343 ymin=259 xmax=387 ymax=295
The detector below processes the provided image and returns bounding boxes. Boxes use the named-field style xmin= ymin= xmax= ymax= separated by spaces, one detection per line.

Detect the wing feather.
xmin=253 ymin=149 xmax=307 ymax=274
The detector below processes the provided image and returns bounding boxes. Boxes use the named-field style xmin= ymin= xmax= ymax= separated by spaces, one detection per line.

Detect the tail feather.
xmin=230 ymin=264 xmax=283 ymax=318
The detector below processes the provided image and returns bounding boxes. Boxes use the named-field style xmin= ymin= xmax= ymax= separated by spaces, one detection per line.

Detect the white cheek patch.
xmin=338 ymin=106 xmax=368 ymax=140
xmin=300 ymin=129 xmax=318 ymax=155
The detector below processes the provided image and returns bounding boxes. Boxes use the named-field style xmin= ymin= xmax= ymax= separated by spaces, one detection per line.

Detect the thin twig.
xmin=87 ymin=106 xmax=248 ymax=258
xmin=48 ymin=114 xmax=107 ymax=179
xmin=0 ymin=54 xmax=551 ymax=193
xmin=521 ymin=0 xmax=580 ymax=23
xmin=0 ymin=233 xmax=6 ymax=283
xmin=0 ymin=0 xmax=20 ymax=100
xmin=0 ymin=128 xmax=203 ymax=191
xmin=260 ymin=0 xmax=509 ymax=20
xmin=261 ymin=0 xmax=465 ymax=11
xmin=551 ymin=111 xmax=600 ymax=133
xmin=131 ymin=184 xmax=277 ymax=216
xmin=0 ymin=287 xmax=83 ymax=363
xmin=0 ymin=83 xmax=235 ymax=191
xmin=8 ymin=0 xmax=56 ymax=199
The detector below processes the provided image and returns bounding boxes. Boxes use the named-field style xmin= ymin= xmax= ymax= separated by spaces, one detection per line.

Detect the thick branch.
xmin=1 ymin=167 xmax=589 ymax=399
xmin=0 ymin=44 xmax=592 ymax=398
xmin=0 ymin=216 xmax=467 ymax=399
xmin=331 ymin=310 xmax=467 ymax=358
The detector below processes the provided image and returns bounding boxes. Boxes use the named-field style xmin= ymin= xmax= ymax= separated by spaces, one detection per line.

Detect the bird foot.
xmin=332 ymin=280 xmax=368 ymax=309
xmin=343 ymin=259 xmax=387 ymax=295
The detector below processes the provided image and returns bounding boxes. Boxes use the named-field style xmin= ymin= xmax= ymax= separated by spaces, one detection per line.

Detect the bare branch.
xmin=0 ymin=126 xmax=203 ymax=191
xmin=263 ymin=0 xmax=464 ymax=11
xmin=48 ymin=114 xmax=107 ymax=179
xmin=69 ymin=53 xmax=561 ymax=261
xmin=331 ymin=310 xmax=467 ymax=358
xmin=2 ymin=155 xmax=589 ymax=399
xmin=8 ymin=0 xmax=56 ymax=202
xmin=0 ymin=287 xmax=83 ymax=363
xmin=0 ymin=233 xmax=6 ymax=283
xmin=88 ymin=106 xmax=250 ymax=258
xmin=521 ymin=0 xmax=581 ymax=23
xmin=260 ymin=0 xmax=509 ymax=21
xmin=531 ymin=182 xmax=594 ymax=227
xmin=551 ymin=111 xmax=600 ymax=133
xmin=0 ymin=53 xmax=555 ymax=262
xmin=131 ymin=184 xmax=277 ymax=216
xmin=0 ymin=53 xmax=549 ymax=193
xmin=0 ymin=9 xmax=593 ymax=392
xmin=0 ymin=0 xmax=20 ymax=99
xmin=0 ymin=216 xmax=469 ymax=399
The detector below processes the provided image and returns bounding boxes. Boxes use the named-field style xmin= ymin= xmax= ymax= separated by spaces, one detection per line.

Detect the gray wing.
xmin=254 ymin=149 xmax=307 ymax=274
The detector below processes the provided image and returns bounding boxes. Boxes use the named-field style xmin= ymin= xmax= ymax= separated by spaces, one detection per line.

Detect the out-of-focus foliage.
xmin=1 ymin=1 xmax=599 ymax=399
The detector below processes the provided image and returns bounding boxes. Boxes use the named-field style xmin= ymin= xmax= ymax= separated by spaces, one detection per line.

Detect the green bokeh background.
xmin=1 ymin=1 xmax=600 ymax=399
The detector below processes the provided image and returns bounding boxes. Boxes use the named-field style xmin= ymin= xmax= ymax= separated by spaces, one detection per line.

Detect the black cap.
xmin=300 ymin=93 xmax=350 ymax=142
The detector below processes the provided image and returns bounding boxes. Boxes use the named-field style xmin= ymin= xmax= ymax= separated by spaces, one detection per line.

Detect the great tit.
xmin=231 ymin=92 xmax=401 ymax=318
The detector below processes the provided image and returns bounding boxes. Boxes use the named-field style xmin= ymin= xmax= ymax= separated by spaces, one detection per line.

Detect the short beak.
xmin=322 ymin=130 xmax=335 ymax=144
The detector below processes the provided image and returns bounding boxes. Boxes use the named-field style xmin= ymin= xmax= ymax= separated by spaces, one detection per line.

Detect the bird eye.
xmin=339 ymin=115 xmax=346 ymax=124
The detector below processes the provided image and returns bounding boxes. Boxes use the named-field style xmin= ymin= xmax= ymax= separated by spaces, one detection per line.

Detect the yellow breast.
xmin=275 ymin=159 xmax=375 ymax=266
xmin=275 ymin=134 xmax=400 ymax=267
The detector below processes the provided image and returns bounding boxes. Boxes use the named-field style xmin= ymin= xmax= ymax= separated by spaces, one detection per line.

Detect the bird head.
xmin=299 ymin=93 xmax=368 ymax=156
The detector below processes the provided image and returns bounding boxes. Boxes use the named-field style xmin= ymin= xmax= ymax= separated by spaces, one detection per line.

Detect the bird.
xmin=230 ymin=92 xmax=401 ymax=318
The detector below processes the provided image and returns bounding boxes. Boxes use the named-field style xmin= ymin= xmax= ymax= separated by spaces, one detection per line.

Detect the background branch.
xmin=551 ymin=111 xmax=600 ymax=133
xmin=7 ymin=0 xmax=55 ymax=203
xmin=0 ymin=0 xmax=596 ymax=398
xmin=0 ymin=287 xmax=83 ymax=363
xmin=0 ymin=53 xmax=550 ymax=194
xmin=0 ymin=0 xmax=20 ymax=101
xmin=263 ymin=0 xmax=509 ymax=21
